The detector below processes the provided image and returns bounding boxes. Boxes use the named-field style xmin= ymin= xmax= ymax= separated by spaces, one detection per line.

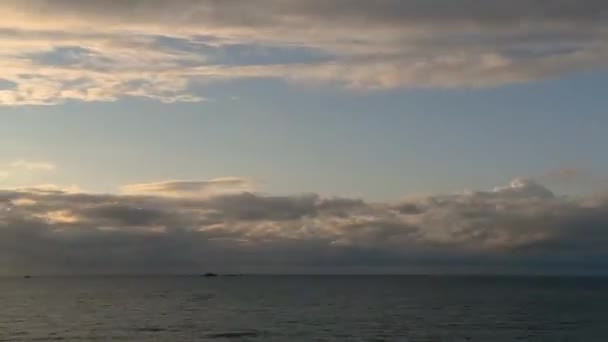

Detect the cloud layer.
xmin=1 ymin=178 xmax=607 ymax=275
xmin=0 ymin=0 xmax=607 ymax=104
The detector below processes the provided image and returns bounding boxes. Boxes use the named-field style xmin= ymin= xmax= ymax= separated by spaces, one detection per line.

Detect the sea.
xmin=1 ymin=275 xmax=607 ymax=341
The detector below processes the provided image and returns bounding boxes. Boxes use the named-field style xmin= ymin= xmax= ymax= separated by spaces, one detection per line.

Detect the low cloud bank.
xmin=1 ymin=178 xmax=607 ymax=275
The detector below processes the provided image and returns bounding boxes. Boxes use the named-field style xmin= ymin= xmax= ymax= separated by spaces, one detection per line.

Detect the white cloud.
xmin=492 ymin=178 xmax=556 ymax=199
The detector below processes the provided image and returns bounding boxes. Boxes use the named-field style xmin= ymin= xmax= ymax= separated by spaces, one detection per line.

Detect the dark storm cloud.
xmin=2 ymin=178 xmax=608 ymax=274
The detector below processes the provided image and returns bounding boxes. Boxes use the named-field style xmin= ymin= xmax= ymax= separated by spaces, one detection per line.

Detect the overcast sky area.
xmin=1 ymin=1 xmax=608 ymax=275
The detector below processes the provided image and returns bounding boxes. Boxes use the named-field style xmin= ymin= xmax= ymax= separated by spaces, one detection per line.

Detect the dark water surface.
xmin=1 ymin=275 xmax=607 ymax=341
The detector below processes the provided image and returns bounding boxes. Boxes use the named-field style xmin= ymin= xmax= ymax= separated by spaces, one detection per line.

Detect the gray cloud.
xmin=12 ymin=1 xmax=608 ymax=27
xmin=1 ymin=178 xmax=608 ymax=275
xmin=0 ymin=1 xmax=607 ymax=104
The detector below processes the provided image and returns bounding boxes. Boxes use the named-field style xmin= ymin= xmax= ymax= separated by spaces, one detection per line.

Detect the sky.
xmin=1 ymin=0 xmax=608 ymax=275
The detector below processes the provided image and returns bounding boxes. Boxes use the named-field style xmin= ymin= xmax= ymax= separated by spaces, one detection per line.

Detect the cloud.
xmin=0 ymin=160 xmax=56 ymax=184
xmin=15 ymin=183 xmax=81 ymax=194
xmin=491 ymin=178 xmax=555 ymax=199
xmin=9 ymin=160 xmax=56 ymax=171
xmin=121 ymin=177 xmax=253 ymax=197
xmin=34 ymin=209 xmax=80 ymax=224
xmin=536 ymin=167 xmax=608 ymax=192
xmin=0 ymin=1 xmax=607 ymax=104
xmin=544 ymin=168 xmax=584 ymax=179
xmin=1 ymin=177 xmax=608 ymax=275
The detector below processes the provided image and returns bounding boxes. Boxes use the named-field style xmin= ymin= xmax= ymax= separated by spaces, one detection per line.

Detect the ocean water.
xmin=1 ymin=275 xmax=607 ymax=341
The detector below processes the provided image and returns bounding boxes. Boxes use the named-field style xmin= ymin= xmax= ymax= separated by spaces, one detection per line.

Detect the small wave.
xmin=134 ymin=327 xmax=167 ymax=333
xmin=191 ymin=293 xmax=215 ymax=301
xmin=206 ymin=331 xmax=261 ymax=339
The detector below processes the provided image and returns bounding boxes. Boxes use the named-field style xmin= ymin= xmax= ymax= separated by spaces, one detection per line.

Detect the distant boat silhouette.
xmin=202 ymin=272 xmax=218 ymax=277
xmin=23 ymin=275 xmax=32 ymax=279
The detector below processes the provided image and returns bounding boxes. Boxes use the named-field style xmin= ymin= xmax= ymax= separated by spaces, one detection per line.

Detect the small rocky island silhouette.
xmin=199 ymin=272 xmax=243 ymax=277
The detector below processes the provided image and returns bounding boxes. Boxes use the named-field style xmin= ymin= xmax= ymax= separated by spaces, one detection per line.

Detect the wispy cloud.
xmin=121 ymin=177 xmax=253 ymax=197
xmin=0 ymin=1 xmax=607 ymax=105
xmin=2 ymin=177 xmax=608 ymax=274
xmin=0 ymin=160 xmax=56 ymax=184
xmin=9 ymin=160 xmax=56 ymax=171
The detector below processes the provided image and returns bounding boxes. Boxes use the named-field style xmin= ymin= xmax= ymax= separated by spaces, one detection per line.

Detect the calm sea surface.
xmin=1 ymin=275 xmax=607 ymax=341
